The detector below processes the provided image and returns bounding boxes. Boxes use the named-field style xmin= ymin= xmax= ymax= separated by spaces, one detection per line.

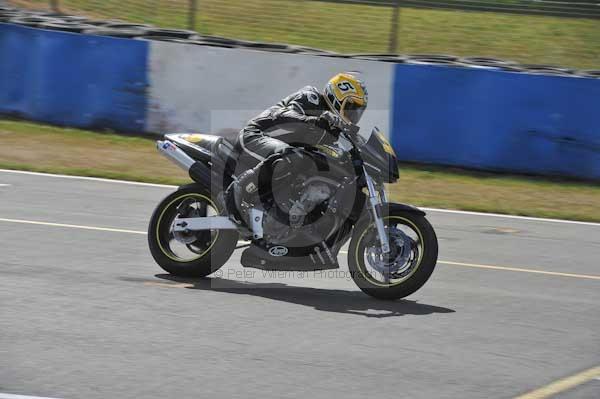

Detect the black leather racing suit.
xmin=234 ymin=85 xmax=332 ymax=168
xmin=228 ymin=85 xmax=335 ymax=224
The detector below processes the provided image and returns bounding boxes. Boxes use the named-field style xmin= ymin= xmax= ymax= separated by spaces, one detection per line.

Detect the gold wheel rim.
xmin=156 ymin=193 xmax=221 ymax=263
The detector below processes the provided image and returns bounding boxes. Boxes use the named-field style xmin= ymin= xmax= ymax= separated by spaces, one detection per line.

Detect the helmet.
xmin=323 ymin=72 xmax=368 ymax=124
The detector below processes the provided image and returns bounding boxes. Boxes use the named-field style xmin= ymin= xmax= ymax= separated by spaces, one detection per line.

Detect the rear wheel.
xmin=148 ymin=184 xmax=238 ymax=277
xmin=348 ymin=206 xmax=438 ymax=300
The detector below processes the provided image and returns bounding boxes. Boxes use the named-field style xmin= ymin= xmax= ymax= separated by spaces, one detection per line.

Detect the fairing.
xmin=359 ymin=128 xmax=399 ymax=183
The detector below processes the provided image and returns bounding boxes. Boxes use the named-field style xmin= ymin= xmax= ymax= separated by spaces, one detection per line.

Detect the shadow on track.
xmin=154 ymin=274 xmax=455 ymax=318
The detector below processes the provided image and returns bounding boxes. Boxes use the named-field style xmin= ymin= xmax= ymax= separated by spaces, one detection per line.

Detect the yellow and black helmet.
xmin=323 ymin=72 xmax=368 ymax=124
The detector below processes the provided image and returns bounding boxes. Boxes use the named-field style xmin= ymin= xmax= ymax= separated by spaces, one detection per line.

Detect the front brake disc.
xmin=366 ymin=227 xmax=415 ymax=276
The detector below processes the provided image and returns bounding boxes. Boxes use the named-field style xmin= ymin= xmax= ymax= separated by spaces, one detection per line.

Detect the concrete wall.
xmin=146 ymin=41 xmax=393 ymax=140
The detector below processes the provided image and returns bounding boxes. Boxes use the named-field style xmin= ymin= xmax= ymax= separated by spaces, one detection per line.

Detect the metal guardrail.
xmin=321 ymin=0 xmax=600 ymax=18
xmin=16 ymin=0 xmax=600 ymax=25
xmin=324 ymin=0 xmax=600 ymax=54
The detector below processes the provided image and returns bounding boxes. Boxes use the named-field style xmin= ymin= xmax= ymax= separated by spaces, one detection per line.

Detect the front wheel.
xmin=348 ymin=205 xmax=438 ymax=300
xmin=148 ymin=184 xmax=238 ymax=277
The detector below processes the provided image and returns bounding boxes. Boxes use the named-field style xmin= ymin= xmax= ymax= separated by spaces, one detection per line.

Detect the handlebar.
xmin=331 ymin=123 xmax=360 ymax=139
xmin=338 ymin=123 xmax=362 ymax=146
xmin=345 ymin=124 xmax=361 ymax=135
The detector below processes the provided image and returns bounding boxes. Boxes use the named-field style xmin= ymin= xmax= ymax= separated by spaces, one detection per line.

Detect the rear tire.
xmin=148 ymin=184 xmax=238 ymax=277
xmin=348 ymin=206 xmax=438 ymax=300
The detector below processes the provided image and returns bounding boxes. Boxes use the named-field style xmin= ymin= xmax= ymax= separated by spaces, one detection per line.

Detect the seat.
xmin=165 ymin=133 xmax=226 ymax=164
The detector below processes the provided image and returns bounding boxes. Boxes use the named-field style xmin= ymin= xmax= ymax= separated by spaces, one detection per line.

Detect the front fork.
xmin=364 ymin=168 xmax=390 ymax=254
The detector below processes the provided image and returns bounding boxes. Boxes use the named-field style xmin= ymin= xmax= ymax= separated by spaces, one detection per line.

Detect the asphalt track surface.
xmin=1 ymin=170 xmax=599 ymax=399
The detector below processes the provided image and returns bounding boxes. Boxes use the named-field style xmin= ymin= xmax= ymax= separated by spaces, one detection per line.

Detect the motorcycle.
xmin=148 ymin=124 xmax=438 ymax=300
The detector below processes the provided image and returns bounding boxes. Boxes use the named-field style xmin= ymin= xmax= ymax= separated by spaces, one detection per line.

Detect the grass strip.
xmin=1 ymin=119 xmax=599 ymax=222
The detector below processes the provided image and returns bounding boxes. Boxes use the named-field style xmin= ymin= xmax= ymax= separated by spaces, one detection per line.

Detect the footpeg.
xmin=249 ymin=209 xmax=264 ymax=239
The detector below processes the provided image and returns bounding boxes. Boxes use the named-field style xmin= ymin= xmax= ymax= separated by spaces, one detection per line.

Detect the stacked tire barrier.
xmin=1 ymin=7 xmax=600 ymax=179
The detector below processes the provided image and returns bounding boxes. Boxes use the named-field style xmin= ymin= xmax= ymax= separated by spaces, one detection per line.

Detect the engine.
xmin=262 ymin=177 xmax=342 ymax=247
xmin=288 ymin=182 xmax=331 ymax=228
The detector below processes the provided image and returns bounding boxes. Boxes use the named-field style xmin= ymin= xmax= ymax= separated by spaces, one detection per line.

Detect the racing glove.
xmin=315 ymin=111 xmax=346 ymax=132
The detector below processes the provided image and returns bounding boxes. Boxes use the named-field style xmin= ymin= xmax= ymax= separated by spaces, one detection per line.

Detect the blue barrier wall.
xmin=391 ymin=64 xmax=600 ymax=180
xmin=0 ymin=23 xmax=148 ymax=132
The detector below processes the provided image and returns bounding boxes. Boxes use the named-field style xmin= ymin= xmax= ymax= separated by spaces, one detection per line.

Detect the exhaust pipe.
xmin=157 ymin=140 xmax=211 ymax=187
xmin=157 ymin=140 xmax=195 ymax=171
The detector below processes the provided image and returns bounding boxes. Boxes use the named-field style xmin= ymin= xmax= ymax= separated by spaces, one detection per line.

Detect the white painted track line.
xmin=439 ymin=260 xmax=600 ymax=281
xmin=0 ymin=169 xmax=176 ymax=188
xmin=421 ymin=207 xmax=600 ymax=227
xmin=2 ymin=168 xmax=599 ymax=227
xmin=0 ymin=394 xmax=64 ymax=399
xmin=0 ymin=218 xmax=147 ymax=235
xmin=1 ymin=217 xmax=599 ymax=281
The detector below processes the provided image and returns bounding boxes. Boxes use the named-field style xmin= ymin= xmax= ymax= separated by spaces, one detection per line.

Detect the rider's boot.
xmin=225 ymin=150 xmax=300 ymax=227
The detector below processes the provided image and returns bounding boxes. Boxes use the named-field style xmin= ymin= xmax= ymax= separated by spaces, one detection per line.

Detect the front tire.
xmin=348 ymin=205 xmax=438 ymax=300
xmin=148 ymin=184 xmax=238 ymax=277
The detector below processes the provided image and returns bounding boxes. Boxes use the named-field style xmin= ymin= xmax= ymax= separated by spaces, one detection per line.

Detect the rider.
xmin=228 ymin=72 xmax=368 ymax=224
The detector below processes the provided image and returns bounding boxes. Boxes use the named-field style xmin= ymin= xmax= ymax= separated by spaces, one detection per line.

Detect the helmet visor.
xmin=343 ymin=101 xmax=366 ymax=124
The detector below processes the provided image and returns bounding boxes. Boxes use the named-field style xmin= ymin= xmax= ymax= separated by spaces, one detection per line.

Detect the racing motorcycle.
xmin=148 ymin=124 xmax=438 ymax=300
